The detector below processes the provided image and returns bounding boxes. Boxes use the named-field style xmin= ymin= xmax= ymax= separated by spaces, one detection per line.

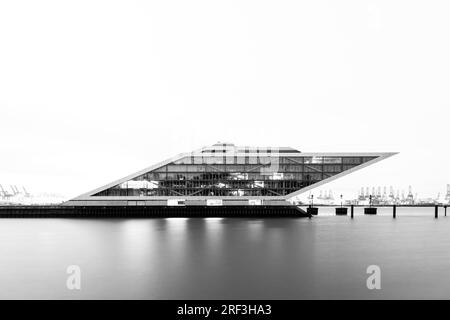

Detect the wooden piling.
xmin=435 ymin=205 xmax=439 ymax=219
xmin=393 ymin=205 xmax=396 ymax=219
xmin=307 ymin=206 xmax=319 ymax=216
xmin=351 ymin=205 xmax=354 ymax=219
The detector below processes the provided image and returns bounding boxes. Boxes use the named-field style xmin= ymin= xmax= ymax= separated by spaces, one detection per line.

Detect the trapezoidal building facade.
xmin=65 ymin=143 xmax=396 ymax=216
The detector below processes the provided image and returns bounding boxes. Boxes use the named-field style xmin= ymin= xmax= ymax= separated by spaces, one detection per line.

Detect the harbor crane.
xmin=10 ymin=185 xmax=19 ymax=195
xmin=22 ymin=186 xmax=30 ymax=197
xmin=0 ymin=184 xmax=13 ymax=200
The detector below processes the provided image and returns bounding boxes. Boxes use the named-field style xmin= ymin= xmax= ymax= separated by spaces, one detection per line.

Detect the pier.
xmin=0 ymin=205 xmax=310 ymax=218
xmin=0 ymin=204 xmax=447 ymax=218
xmin=298 ymin=204 xmax=448 ymax=219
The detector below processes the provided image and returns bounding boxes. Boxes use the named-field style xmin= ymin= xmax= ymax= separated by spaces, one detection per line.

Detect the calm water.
xmin=1 ymin=207 xmax=450 ymax=299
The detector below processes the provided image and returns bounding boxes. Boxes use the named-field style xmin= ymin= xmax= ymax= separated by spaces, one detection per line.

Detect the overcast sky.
xmin=1 ymin=1 xmax=449 ymax=200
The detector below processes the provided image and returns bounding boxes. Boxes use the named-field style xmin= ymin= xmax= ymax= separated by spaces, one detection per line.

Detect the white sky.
xmin=1 ymin=1 xmax=449 ymax=200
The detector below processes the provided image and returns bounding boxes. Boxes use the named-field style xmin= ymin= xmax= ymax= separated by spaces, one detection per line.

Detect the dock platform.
xmin=0 ymin=205 xmax=309 ymax=218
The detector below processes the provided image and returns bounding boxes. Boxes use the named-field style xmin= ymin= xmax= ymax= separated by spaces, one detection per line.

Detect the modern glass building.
xmin=65 ymin=143 xmax=396 ymax=215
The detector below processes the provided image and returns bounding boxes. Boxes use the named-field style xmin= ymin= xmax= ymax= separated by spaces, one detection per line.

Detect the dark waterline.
xmin=0 ymin=207 xmax=449 ymax=299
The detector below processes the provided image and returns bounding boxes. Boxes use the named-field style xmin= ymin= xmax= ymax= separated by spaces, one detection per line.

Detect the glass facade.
xmin=93 ymin=155 xmax=377 ymax=197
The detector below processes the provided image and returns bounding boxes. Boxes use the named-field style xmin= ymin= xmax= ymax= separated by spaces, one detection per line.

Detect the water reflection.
xmin=1 ymin=215 xmax=450 ymax=299
xmin=247 ymin=219 xmax=264 ymax=241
